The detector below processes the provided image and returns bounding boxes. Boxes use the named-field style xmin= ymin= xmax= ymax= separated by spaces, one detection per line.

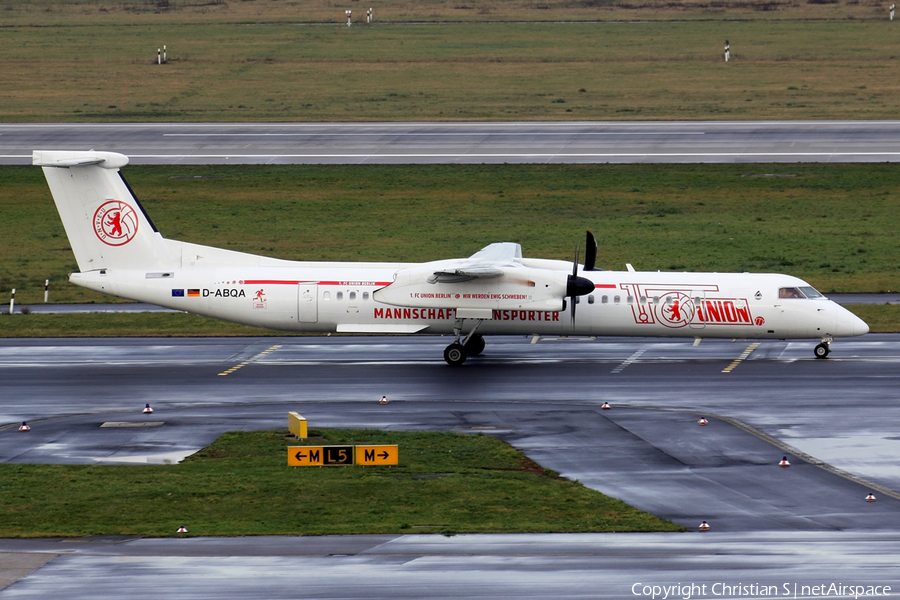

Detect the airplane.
xmin=34 ymin=150 xmax=869 ymax=366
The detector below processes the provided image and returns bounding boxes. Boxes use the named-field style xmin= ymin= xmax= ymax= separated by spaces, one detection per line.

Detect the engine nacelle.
xmin=374 ymin=265 xmax=571 ymax=312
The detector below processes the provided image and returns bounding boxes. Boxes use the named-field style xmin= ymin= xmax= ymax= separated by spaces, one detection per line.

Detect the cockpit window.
xmin=799 ymin=286 xmax=824 ymax=299
xmin=779 ymin=287 xmax=805 ymax=299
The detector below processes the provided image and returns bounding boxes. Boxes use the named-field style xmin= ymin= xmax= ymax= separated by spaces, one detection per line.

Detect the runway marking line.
xmin=611 ymin=346 xmax=648 ymax=374
xmin=722 ymin=342 xmax=761 ymax=373
xmin=218 ymin=344 xmax=282 ymax=376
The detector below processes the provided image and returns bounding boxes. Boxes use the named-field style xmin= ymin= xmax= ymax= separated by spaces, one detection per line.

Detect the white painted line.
xmin=611 ymin=346 xmax=648 ymax=374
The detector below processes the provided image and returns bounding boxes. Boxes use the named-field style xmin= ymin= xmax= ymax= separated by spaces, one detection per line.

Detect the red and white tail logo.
xmin=93 ymin=200 xmax=139 ymax=246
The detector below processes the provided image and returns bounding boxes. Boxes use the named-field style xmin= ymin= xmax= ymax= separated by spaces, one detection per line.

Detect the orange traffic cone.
xmin=866 ymin=493 xmax=877 ymax=502
xmin=697 ymin=417 xmax=708 ymax=426
xmin=177 ymin=526 xmax=188 ymax=533
xmin=779 ymin=456 xmax=790 ymax=467
xmin=143 ymin=403 xmax=153 ymax=414
xmin=18 ymin=422 xmax=30 ymax=432
xmin=699 ymin=521 xmax=710 ymax=531
xmin=601 ymin=402 xmax=610 ymax=410
xmin=379 ymin=396 xmax=389 ymax=405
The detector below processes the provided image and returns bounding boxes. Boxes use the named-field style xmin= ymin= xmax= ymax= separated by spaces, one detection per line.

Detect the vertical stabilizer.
xmin=34 ymin=150 xmax=175 ymax=272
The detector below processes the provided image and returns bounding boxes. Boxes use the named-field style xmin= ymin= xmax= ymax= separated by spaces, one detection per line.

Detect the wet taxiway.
xmin=1 ymin=334 xmax=899 ymax=597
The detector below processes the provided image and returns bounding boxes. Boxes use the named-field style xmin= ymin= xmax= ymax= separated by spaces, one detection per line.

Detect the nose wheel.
xmin=814 ymin=340 xmax=831 ymax=359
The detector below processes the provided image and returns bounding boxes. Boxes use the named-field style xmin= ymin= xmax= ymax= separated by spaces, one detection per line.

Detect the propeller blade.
xmin=584 ymin=230 xmax=597 ymax=271
xmin=567 ymin=242 xmax=594 ymax=325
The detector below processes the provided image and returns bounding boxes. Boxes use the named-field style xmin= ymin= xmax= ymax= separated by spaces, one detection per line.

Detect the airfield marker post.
xmin=346 ymin=10 xmax=352 ymax=27
xmin=163 ymin=45 xmax=167 ymax=63
xmin=9 ymin=289 xmax=15 ymax=315
xmin=724 ymin=40 xmax=730 ymax=62
xmin=368 ymin=8 xmax=373 ymax=23
xmin=44 ymin=280 xmax=49 ymax=303
xmin=891 ymin=4 xmax=895 ymax=20
xmin=157 ymin=49 xmax=161 ymax=65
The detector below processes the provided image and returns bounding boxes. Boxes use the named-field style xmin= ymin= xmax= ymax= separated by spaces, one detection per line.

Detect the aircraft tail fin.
xmin=34 ymin=151 xmax=175 ymax=273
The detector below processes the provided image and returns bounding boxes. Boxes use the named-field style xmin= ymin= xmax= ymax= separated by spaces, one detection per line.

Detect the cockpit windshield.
xmin=779 ymin=286 xmax=825 ymax=299
xmin=779 ymin=287 xmax=805 ymax=298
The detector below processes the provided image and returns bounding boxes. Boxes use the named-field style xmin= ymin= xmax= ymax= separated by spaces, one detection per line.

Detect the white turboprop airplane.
xmin=35 ymin=150 xmax=869 ymax=365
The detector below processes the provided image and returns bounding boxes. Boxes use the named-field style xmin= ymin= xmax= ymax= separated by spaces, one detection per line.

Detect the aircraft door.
xmin=689 ymin=289 xmax=706 ymax=330
xmin=298 ymin=284 xmax=318 ymax=323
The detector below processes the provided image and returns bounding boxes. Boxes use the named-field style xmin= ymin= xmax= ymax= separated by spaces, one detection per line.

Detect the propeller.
xmin=566 ymin=242 xmax=595 ymax=324
xmin=584 ymin=230 xmax=598 ymax=272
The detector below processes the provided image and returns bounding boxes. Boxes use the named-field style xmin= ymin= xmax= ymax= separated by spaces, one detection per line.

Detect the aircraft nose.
xmin=833 ymin=305 xmax=869 ymax=337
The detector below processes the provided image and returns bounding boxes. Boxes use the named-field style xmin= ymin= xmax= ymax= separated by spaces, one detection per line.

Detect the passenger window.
xmin=363 ymin=292 xmax=369 ymax=300
xmin=323 ymin=291 xmax=331 ymax=301
xmin=349 ymin=291 xmax=356 ymax=301
xmin=779 ymin=287 xmax=805 ymax=299
xmin=652 ymin=296 xmax=659 ymax=305
xmin=602 ymin=295 xmax=608 ymax=304
xmin=639 ymin=296 xmax=647 ymax=304
xmin=587 ymin=295 xmax=595 ymax=304
xmin=336 ymin=291 xmax=343 ymax=301
xmin=627 ymin=296 xmax=634 ymax=304
xmin=614 ymin=295 xmax=620 ymax=304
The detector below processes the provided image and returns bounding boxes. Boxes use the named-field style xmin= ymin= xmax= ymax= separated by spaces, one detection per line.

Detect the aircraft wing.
xmin=374 ymin=241 xmax=592 ymax=313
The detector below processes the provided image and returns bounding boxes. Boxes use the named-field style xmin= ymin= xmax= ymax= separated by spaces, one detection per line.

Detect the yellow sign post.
xmin=288 ymin=445 xmax=399 ymax=466
xmin=288 ymin=446 xmax=322 ymax=466
xmin=288 ymin=412 xmax=308 ymax=439
xmin=355 ymin=445 xmax=399 ymax=466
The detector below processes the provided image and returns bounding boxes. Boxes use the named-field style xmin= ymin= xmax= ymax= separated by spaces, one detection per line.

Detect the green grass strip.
xmin=0 ymin=430 xmax=682 ymax=537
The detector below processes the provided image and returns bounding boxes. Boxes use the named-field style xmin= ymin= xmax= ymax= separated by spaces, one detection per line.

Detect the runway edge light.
xmin=866 ymin=493 xmax=877 ymax=502
xmin=18 ymin=422 xmax=30 ymax=432
xmin=601 ymin=402 xmax=610 ymax=410
xmin=288 ymin=412 xmax=308 ymax=439
xmin=779 ymin=456 xmax=791 ymax=467
xmin=143 ymin=403 xmax=153 ymax=414
xmin=698 ymin=417 xmax=708 ymax=426
xmin=699 ymin=521 xmax=710 ymax=531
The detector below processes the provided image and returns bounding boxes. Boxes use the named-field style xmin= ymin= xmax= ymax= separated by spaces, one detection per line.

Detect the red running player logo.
xmin=93 ymin=200 xmax=139 ymax=246
xmin=253 ymin=289 xmax=267 ymax=309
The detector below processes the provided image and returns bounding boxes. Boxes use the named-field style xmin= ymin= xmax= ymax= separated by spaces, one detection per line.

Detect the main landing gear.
xmin=814 ymin=337 xmax=832 ymax=359
xmin=443 ymin=320 xmax=486 ymax=366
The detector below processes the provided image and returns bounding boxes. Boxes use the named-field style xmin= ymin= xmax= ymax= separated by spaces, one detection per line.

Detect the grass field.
xmin=2 ymin=162 xmax=898 ymax=310
xmin=0 ymin=429 xmax=682 ymax=537
xmin=2 ymin=4 xmax=900 ymax=121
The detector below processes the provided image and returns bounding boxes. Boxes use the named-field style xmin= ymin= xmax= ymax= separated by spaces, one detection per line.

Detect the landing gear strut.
xmin=814 ymin=337 xmax=832 ymax=359
xmin=444 ymin=319 xmax=485 ymax=366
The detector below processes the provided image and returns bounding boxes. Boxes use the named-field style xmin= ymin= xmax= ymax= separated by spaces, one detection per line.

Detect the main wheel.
xmin=814 ymin=343 xmax=830 ymax=359
xmin=465 ymin=334 xmax=486 ymax=356
xmin=444 ymin=343 xmax=468 ymax=366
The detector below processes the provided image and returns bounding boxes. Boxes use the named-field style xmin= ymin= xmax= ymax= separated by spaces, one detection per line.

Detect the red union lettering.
xmin=491 ymin=309 xmax=561 ymax=322
xmin=375 ymin=308 xmax=456 ymax=320
xmin=695 ymin=299 xmax=752 ymax=325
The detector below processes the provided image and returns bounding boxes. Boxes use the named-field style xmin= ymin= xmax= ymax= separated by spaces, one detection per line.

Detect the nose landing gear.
xmin=814 ymin=337 xmax=832 ymax=359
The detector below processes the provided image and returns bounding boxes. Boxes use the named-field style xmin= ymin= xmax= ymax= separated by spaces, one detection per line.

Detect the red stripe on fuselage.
xmin=242 ymin=279 xmax=391 ymax=286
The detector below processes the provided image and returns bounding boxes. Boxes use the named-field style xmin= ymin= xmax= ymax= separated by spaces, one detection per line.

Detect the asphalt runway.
xmin=4 ymin=121 xmax=900 ymax=164
xmin=1 ymin=334 xmax=899 ymax=597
